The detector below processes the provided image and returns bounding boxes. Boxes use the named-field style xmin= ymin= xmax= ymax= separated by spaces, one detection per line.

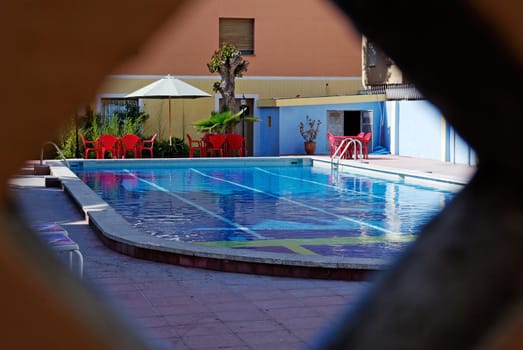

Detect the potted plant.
xmin=299 ymin=115 xmax=321 ymax=155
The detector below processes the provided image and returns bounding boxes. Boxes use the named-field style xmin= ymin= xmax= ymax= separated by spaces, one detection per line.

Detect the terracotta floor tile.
xmin=10 ymin=176 xmax=370 ymax=350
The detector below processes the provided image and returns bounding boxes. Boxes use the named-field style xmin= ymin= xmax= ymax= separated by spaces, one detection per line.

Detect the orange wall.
xmin=114 ymin=0 xmax=362 ymax=77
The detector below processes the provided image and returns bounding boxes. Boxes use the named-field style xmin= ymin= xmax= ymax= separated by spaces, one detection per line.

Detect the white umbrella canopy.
xmin=125 ymin=74 xmax=211 ymax=145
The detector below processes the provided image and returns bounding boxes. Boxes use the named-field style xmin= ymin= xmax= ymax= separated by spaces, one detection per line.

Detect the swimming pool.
xmin=72 ymin=158 xmax=457 ymax=261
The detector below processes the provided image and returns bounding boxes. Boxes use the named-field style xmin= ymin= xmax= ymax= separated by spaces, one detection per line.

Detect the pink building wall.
xmin=114 ymin=0 xmax=362 ymax=77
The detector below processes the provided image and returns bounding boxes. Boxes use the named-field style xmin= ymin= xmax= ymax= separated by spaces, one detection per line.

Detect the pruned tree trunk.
xmin=208 ymin=43 xmax=249 ymax=113
xmin=218 ymin=61 xmax=238 ymax=113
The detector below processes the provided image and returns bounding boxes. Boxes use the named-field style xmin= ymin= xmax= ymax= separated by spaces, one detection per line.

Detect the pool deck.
xmin=9 ymin=155 xmax=476 ymax=349
xmin=350 ymin=154 xmax=475 ymax=180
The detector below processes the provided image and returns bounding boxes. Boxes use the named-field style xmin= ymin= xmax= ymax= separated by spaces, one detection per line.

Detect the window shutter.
xmin=219 ymin=18 xmax=254 ymax=54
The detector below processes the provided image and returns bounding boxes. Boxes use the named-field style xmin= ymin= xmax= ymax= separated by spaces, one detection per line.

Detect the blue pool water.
xmin=74 ymin=161 xmax=456 ymax=260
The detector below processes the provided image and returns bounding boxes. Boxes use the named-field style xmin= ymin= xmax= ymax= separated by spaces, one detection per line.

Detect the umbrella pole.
xmin=75 ymin=113 xmax=80 ymax=158
xmin=168 ymin=97 xmax=172 ymax=146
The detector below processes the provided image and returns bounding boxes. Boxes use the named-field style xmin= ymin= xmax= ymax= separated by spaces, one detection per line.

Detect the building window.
xmin=101 ymin=98 xmax=139 ymax=119
xmin=367 ymin=41 xmax=377 ymax=68
xmin=219 ymin=18 xmax=254 ymax=55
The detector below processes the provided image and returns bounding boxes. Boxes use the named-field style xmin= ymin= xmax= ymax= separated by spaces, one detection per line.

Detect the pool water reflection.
xmin=75 ymin=163 xmax=456 ymax=260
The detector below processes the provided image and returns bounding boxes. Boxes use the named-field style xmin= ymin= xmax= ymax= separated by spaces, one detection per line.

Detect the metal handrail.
xmin=330 ymin=137 xmax=363 ymax=177
xmin=332 ymin=138 xmax=350 ymax=159
xmin=41 ymin=141 xmax=70 ymax=168
xmin=349 ymin=139 xmax=363 ymax=160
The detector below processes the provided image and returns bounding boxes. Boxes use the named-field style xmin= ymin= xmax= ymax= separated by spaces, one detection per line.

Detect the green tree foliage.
xmin=56 ymin=118 xmax=77 ymax=158
xmin=83 ymin=103 xmax=149 ymax=140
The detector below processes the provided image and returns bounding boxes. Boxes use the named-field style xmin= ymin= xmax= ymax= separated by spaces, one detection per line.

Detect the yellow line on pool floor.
xmin=198 ymin=234 xmax=416 ymax=255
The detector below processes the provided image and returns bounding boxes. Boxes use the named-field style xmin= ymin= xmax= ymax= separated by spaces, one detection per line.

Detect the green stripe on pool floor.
xmin=197 ymin=234 xmax=416 ymax=255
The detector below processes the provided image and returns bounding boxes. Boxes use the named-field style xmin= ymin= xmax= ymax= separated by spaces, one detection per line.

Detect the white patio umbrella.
xmin=125 ymin=75 xmax=211 ymax=145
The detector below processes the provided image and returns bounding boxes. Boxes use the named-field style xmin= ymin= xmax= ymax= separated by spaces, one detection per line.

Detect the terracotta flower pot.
xmin=304 ymin=141 xmax=316 ymax=155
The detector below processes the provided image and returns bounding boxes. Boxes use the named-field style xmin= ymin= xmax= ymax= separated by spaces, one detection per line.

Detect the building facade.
xmin=96 ymin=0 xmax=363 ymax=155
xmin=95 ymin=0 xmax=474 ymax=164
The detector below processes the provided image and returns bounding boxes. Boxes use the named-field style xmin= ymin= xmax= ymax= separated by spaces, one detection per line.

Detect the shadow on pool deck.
xmin=22 ymin=155 xmax=476 ymax=282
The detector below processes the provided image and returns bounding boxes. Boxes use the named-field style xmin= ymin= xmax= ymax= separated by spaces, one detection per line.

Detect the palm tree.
xmin=194 ymin=110 xmax=258 ymax=134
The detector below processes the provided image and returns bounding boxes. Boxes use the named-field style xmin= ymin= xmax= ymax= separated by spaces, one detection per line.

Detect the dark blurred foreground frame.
xmin=0 ymin=0 xmax=522 ymax=349
xmin=0 ymin=1 xmax=189 ymax=349
xmin=309 ymin=1 xmax=523 ymax=349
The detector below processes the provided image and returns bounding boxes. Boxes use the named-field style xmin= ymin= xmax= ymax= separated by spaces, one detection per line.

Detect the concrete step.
xmin=13 ymin=161 xmax=60 ymax=188
xmin=19 ymin=161 xmax=51 ymax=176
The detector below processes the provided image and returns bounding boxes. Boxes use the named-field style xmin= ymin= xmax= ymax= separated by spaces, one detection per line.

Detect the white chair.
xmin=33 ymin=224 xmax=84 ymax=279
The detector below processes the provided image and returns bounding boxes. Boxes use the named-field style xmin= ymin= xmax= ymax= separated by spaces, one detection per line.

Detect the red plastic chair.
xmin=348 ymin=132 xmax=366 ymax=159
xmin=206 ymin=134 xmax=226 ymax=157
xmin=96 ymin=134 xmax=120 ymax=159
xmin=361 ymin=132 xmax=372 ymax=159
xmin=327 ymin=132 xmax=339 ymax=157
xmin=80 ymin=134 xmax=97 ymax=159
xmin=141 ymin=134 xmax=157 ymax=158
xmin=187 ymin=133 xmax=206 ymax=157
xmin=120 ymin=134 xmax=142 ymax=158
xmin=224 ymin=134 xmax=245 ymax=157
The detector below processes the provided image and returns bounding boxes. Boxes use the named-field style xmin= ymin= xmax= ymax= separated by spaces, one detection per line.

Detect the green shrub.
xmin=55 ymin=104 xmax=150 ymax=159
xmin=153 ymin=137 xmax=189 ymax=158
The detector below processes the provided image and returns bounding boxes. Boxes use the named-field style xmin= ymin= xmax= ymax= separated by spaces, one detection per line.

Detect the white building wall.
xmin=385 ymin=100 xmax=476 ymax=165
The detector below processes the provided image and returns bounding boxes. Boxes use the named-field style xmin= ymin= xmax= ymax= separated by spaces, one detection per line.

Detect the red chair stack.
xmin=224 ymin=134 xmax=245 ymax=157
xmin=361 ymin=132 xmax=372 ymax=159
xmin=96 ymin=134 xmax=120 ymax=159
xmin=187 ymin=133 xmax=206 ymax=157
xmin=120 ymin=134 xmax=142 ymax=158
xmin=206 ymin=134 xmax=226 ymax=157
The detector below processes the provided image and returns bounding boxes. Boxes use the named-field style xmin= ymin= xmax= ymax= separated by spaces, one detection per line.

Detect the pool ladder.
xmin=331 ymin=138 xmax=362 ymax=167
xmin=41 ymin=141 xmax=70 ymax=168
xmin=330 ymin=138 xmax=362 ymax=184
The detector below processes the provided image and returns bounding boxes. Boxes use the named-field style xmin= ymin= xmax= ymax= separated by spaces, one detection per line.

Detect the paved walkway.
xmin=351 ymin=154 xmax=476 ymax=180
xmin=8 ymin=155 xmax=475 ymax=350
xmin=315 ymin=154 xmax=476 ymax=183
xmin=9 ymin=176 xmax=369 ymax=350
